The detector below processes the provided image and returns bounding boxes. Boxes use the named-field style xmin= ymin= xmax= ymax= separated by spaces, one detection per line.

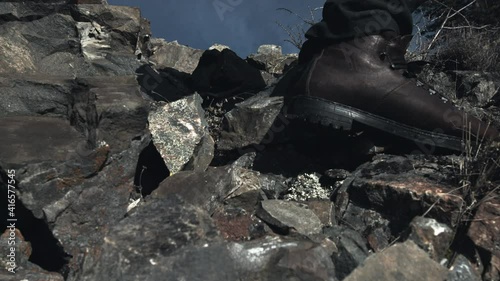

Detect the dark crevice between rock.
xmin=134 ymin=140 xmax=169 ymax=196
xmin=0 ymin=14 xmax=45 ymax=22
xmin=448 ymin=206 xmax=485 ymax=273
xmin=18 ymin=201 xmax=70 ymax=276
xmin=1 ymin=175 xmax=70 ymax=277
xmin=69 ymin=80 xmax=99 ymax=150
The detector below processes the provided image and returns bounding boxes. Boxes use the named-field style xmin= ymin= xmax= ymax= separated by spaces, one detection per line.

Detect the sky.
xmin=107 ymin=0 xmax=325 ymax=57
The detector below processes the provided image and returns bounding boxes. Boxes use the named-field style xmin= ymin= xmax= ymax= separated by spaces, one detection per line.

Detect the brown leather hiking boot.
xmin=274 ymin=33 xmax=499 ymax=151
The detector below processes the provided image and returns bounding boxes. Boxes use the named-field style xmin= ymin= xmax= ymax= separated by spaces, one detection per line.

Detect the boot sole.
xmin=284 ymin=96 xmax=464 ymax=151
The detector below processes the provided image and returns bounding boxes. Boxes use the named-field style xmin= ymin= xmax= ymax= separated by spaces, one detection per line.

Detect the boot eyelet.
xmin=379 ymin=53 xmax=387 ymax=61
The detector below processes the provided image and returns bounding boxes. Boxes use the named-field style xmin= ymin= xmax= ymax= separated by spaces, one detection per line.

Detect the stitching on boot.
xmin=305 ymin=49 xmax=324 ymax=96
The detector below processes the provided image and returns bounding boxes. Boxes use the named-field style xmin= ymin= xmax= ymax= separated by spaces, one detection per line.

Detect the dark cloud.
xmin=107 ymin=0 xmax=325 ymax=56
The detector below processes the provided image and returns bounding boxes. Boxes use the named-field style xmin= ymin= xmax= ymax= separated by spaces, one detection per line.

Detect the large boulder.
xmin=148 ymin=38 xmax=204 ymax=74
xmin=343 ymin=241 xmax=448 ymax=281
xmin=191 ymin=48 xmax=267 ymax=98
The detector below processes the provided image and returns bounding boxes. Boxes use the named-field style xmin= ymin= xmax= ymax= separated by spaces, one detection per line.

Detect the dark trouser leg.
xmin=299 ymin=0 xmax=424 ymax=63
xmin=305 ymin=0 xmax=424 ymax=41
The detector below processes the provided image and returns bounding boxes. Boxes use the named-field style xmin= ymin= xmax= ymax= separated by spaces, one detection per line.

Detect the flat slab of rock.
xmin=343 ymin=241 xmax=448 ymax=281
xmin=346 ymin=155 xmax=464 ymax=225
xmin=257 ymin=200 xmax=323 ymax=235
xmin=0 ymin=116 xmax=85 ymax=165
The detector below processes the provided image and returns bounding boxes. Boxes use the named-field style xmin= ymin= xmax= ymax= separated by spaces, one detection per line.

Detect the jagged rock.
xmin=49 ymin=134 xmax=150 ymax=281
xmin=0 ymin=228 xmax=31 ymax=272
xmin=0 ymin=75 xmax=148 ymax=155
xmin=0 ymin=214 xmax=64 ymax=280
xmin=209 ymin=43 xmax=231 ymax=51
xmin=343 ymin=241 xmax=448 ymax=281
xmin=80 ymin=196 xmax=221 ymax=281
xmin=212 ymin=206 xmax=267 ymax=241
xmin=0 ymin=2 xmax=145 ymax=76
xmin=455 ymin=71 xmax=500 ymax=106
xmin=256 ymin=200 xmax=323 ymax=235
xmin=153 ymin=154 xmax=286 ymax=215
xmin=340 ymin=203 xmax=391 ymax=252
xmin=489 ymin=255 xmax=500 ymax=281
xmin=303 ymin=200 xmax=334 ymax=227
xmin=148 ymin=93 xmax=213 ymax=174
xmin=448 ymin=255 xmax=481 ymax=281
xmin=16 ymin=141 xmax=110 ymax=220
xmin=468 ymin=198 xmax=500 ymax=278
xmin=323 ymin=226 xmax=370 ymax=280
xmin=260 ymin=70 xmax=278 ymax=86
xmin=218 ymin=88 xmax=286 ymax=150
xmin=148 ymin=39 xmax=204 ymax=74
xmin=136 ymin=65 xmax=193 ymax=102
xmin=0 ymin=76 xmax=73 ymax=118
xmin=83 ymin=225 xmax=335 ymax=281
xmin=191 ymin=48 xmax=266 ymax=98
xmin=153 ymin=166 xmax=233 ymax=214
xmin=247 ymin=45 xmax=298 ymax=75
xmin=345 ymin=154 xmax=464 ymax=227
xmin=406 ymin=216 xmax=453 ymax=261
xmin=78 ymin=76 xmax=149 ymax=153
xmin=6 ymin=133 xmax=149 ymax=280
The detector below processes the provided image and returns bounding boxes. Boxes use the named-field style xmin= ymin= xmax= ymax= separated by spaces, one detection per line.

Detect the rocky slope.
xmin=1 ymin=1 xmax=499 ymax=281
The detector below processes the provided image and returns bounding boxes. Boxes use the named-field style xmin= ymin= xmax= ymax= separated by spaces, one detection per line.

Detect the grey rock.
xmin=80 ymin=196 xmax=220 ymax=281
xmin=467 ymin=198 xmax=500 ymax=265
xmin=343 ymin=241 xmax=448 ymax=281
xmin=136 ymin=65 xmax=193 ymax=102
xmin=0 ymin=116 xmax=86 ymax=166
xmin=0 ymin=225 xmax=65 ymax=280
xmin=148 ymin=93 xmax=213 ymax=174
xmin=12 ymin=133 xmax=148 ymax=280
xmin=260 ymin=70 xmax=278 ymax=86
xmin=218 ymin=88 xmax=286 ymax=150
xmin=83 ymin=231 xmax=337 ymax=281
xmin=323 ymin=226 xmax=370 ymax=280
xmin=183 ymin=134 xmax=215 ymax=172
xmin=0 ymin=3 xmax=145 ymax=76
xmin=153 ymin=158 xmax=275 ymax=214
xmin=340 ymin=203 xmax=391 ymax=252
xmin=0 ymin=75 xmax=149 ymax=154
xmin=50 ymin=133 xmax=150 ymax=281
xmin=303 ymin=200 xmax=335 ymax=227
xmin=448 ymin=255 xmax=481 ymax=281
xmin=148 ymin=38 xmax=204 ymax=74
xmin=247 ymin=45 xmax=298 ymax=75
xmin=256 ymin=200 xmax=323 ymax=235
xmin=79 ymin=76 xmax=150 ymax=153
xmin=0 ymin=76 xmax=72 ymax=118
xmin=258 ymin=173 xmax=288 ymax=200
xmin=346 ymin=154 xmax=464 ymax=226
xmin=212 ymin=206 xmax=267 ymax=241
xmin=406 ymin=216 xmax=453 ymax=261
